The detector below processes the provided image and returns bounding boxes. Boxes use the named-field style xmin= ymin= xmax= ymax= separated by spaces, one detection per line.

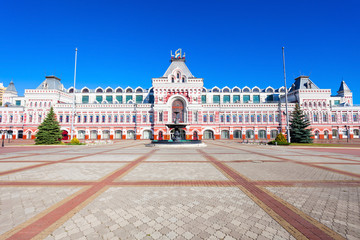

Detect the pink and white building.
xmin=1 ymin=51 xmax=359 ymax=142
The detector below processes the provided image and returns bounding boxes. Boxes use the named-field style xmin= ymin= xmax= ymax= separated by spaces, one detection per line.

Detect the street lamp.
xmin=345 ymin=125 xmax=349 ymax=143
xmin=134 ymin=102 xmax=137 ymax=140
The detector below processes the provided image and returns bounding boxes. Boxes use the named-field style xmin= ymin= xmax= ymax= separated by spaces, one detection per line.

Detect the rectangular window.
xmin=313 ymin=114 xmax=318 ymax=122
xmin=233 ymin=95 xmax=240 ymax=103
xmin=233 ymin=115 xmax=237 ymax=122
xmin=323 ymin=114 xmax=328 ymax=122
xmin=342 ymin=114 xmax=347 ymax=122
xmin=114 ymin=115 xmax=118 ymax=122
xmin=213 ymin=95 xmax=220 ymax=103
xmin=84 ymin=116 xmax=87 ymax=123
xmin=239 ymin=115 xmax=243 ymax=122
xmin=251 ymin=115 xmax=255 ymax=122
xmin=203 ymin=115 xmax=207 ymax=122
xmin=96 ymin=116 xmax=99 ymax=123
xmin=77 ymin=116 xmax=81 ymax=123
xmin=201 ymin=95 xmax=206 ymax=103
xmin=253 ymin=95 xmax=260 ymax=103
xmin=243 ymin=95 xmax=250 ymax=103
xmin=120 ymin=115 xmax=124 ymax=122
xmin=226 ymin=115 xmax=230 ymax=122
xmin=108 ymin=115 xmax=112 ymax=123
xmin=106 ymin=95 xmax=113 ymax=103
xmin=257 ymin=115 xmax=261 ymax=122
xmin=334 ymin=100 xmax=340 ymax=105
xmin=82 ymin=95 xmax=89 ymax=103
xmin=245 ymin=115 xmax=249 ymax=122
xmin=269 ymin=114 xmax=273 ymax=122
xmin=136 ymin=95 xmax=143 ymax=104
xmin=220 ymin=115 xmax=224 ymax=122
xmin=126 ymin=116 xmax=130 ymax=122
xmin=210 ymin=114 xmax=214 ymax=122
xmin=116 ymin=95 xmax=123 ymax=103
xmin=263 ymin=115 xmax=267 ymax=122
xmin=90 ymin=116 xmax=93 ymax=123
xmin=266 ymin=95 xmax=274 ymax=102
xmin=332 ymin=114 xmax=336 ymax=122
xmin=149 ymin=115 xmax=153 ymax=123
xmin=223 ymin=95 xmax=230 ymax=103
xmin=275 ymin=115 xmax=279 ymax=122
xmin=16 ymin=100 xmax=21 ymax=106
xmin=353 ymin=114 xmax=358 ymax=122
xmin=66 ymin=115 xmax=69 ymax=123
xmin=159 ymin=112 xmax=163 ymax=122
xmin=96 ymin=95 xmax=103 ymax=103
xmin=132 ymin=115 xmax=136 ymax=123
xmin=126 ymin=95 xmax=133 ymax=103
xmin=59 ymin=116 xmax=63 ymax=123
xmin=102 ymin=116 xmax=105 ymax=123
xmin=143 ymin=115 xmax=147 ymax=122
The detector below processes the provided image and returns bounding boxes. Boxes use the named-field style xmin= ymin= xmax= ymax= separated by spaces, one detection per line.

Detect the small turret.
xmin=337 ymin=80 xmax=353 ymax=105
xmin=5 ymin=80 xmax=17 ymax=94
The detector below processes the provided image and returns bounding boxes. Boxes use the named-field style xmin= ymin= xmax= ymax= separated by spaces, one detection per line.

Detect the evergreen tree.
xmin=289 ymin=104 xmax=313 ymax=143
xmin=35 ymin=107 xmax=62 ymax=144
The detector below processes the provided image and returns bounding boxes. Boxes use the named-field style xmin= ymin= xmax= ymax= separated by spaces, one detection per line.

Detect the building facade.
xmin=1 ymin=51 xmax=360 ymax=141
xmin=0 ymin=83 xmax=6 ymax=104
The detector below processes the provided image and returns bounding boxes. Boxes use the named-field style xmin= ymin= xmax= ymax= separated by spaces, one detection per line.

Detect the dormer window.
xmin=182 ymin=77 xmax=185 ymax=83
xmin=177 ymin=72 xmax=180 ymax=79
xmin=172 ymin=77 xmax=174 ymax=83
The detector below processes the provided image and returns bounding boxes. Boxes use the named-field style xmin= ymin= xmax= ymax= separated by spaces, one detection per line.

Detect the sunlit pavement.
xmin=0 ymin=141 xmax=359 ymax=240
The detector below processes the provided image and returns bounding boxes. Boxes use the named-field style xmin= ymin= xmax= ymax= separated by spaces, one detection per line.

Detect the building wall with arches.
xmin=1 ymin=54 xmax=360 ymax=142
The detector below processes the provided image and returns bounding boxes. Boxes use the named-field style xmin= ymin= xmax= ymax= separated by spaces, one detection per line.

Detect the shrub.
xmin=268 ymin=132 xmax=290 ymax=145
xmin=70 ymin=137 xmax=82 ymax=145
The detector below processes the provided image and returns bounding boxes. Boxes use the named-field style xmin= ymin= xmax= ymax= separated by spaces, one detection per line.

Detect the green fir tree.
xmin=35 ymin=107 xmax=62 ymax=144
xmin=289 ymin=104 xmax=313 ymax=143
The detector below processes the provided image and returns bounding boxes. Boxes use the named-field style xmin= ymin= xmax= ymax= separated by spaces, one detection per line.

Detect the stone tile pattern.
xmin=0 ymin=187 xmax=81 ymax=235
xmin=266 ymin=186 xmax=360 ymax=240
xmin=0 ymin=163 xmax=126 ymax=181
xmin=227 ymin=162 xmax=357 ymax=181
xmin=120 ymin=163 xmax=228 ymax=181
xmin=45 ymin=187 xmax=295 ymax=240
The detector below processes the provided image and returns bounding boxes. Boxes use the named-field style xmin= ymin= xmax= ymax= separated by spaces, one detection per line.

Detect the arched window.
xmin=223 ymin=88 xmax=230 ymax=93
xmin=126 ymin=88 xmax=133 ymax=93
xmin=182 ymin=77 xmax=185 ymax=83
xmin=115 ymin=130 xmax=122 ymax=139
xmin=332 ymin=129 xmax=338 ymax=139
xmin=203 ymin=130 xmax=214 ymax=140
xmin=177 ymin=72 xmax=180 ymax=79
xmin=221 ymin=130 xmax=230 ymax=139
xmin=116 ymin=88 xmax=123 ymax=93
xmin=90 ymin=130 xmax=98 ymax=140
xmin=69 ymin=88 xmax=74 ymax=93
xmin=246 ymin=130 xmax=254 ymax=139
xmin=213 ymin=88 xmax=220 ymax=93
xmin=106 ymin=88 xmax=113 ymax=93
xmin=96 ymin=88 xmax=103 ymax=93
xmin=143 ymin=130 xmax=152 ymax=139
xmin=136 ymin=88 xmax=143 ymax=93
xmin=171 ymin=77 xmax=174 ymax=83
xmin=233 ymin=130 xmax=242 ymax=139
xmin=270 ymin=130 xmax=278 ymax=139
xmin=78 ymin=130 xmax=86 ymax=140
xmin=82 ymin=88 xmax=89 ymax=93
xmin=354 ymin=129 xmax=359 ymax=138
xmin=258 ymin=130 xmax=267 ymax=139
xmin=193 ymin=131 xmax=198 ymax=140
xmin=324 ymin=130 xmax=329 ymax=139
xmin=314 ymin=130 xmax=320 ymax=139
xmin=243 ymin=88 xmax=250 ymax=93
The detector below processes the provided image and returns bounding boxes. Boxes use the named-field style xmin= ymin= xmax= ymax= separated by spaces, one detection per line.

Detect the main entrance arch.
xmin=172 ymin=99 xmax=185 ymax=123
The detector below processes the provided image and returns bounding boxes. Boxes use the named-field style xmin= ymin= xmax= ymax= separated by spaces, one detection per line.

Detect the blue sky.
xmin=1 ymin=0 xmax=359 ymax=102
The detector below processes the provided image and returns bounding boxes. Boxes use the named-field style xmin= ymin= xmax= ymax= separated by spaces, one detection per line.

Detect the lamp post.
xmin=70 ymin=48 xmax=78 ymax=141
xmin=8 ymin=126 xmax=13 ymax=143
xmin=282 ymin=47 xmax=291 ymax=143
xmin=345 ymin=125 xmax=349 ymax=143
xmin=134 ymin=102 xmax=137 ymax=140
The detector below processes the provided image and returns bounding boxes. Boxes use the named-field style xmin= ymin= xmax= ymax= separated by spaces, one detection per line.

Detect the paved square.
xmin=0 ymin=141 xmax=359 ymax=240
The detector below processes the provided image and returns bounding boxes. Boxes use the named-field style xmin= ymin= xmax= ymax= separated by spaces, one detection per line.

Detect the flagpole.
xmin=70 ymin=48 xmax=78 ymax=140
xmin=282 ymin=47 xmax=291 ymax=143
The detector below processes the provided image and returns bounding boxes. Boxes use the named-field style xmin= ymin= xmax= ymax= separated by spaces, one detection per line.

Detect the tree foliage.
xmin=35 ymin=107 xmax=62 ymax=144
xmin=290 ymin=104 xmax=313 ymax=143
